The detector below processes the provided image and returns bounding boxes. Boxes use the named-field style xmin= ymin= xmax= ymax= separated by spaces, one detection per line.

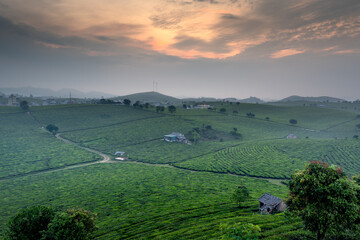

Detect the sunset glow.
xmin=0 ymin=0 xmax=359 ymax=99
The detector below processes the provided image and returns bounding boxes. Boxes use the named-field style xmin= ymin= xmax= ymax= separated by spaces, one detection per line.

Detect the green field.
xmin=1 ymin=102 xmax=360 ymax=239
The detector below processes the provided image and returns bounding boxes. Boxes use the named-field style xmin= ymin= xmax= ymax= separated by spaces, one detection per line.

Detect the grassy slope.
xmin=1 ymin=103 xmax=360 ymax=239
xmin=0 ymin=163 xmax=296 ymax=239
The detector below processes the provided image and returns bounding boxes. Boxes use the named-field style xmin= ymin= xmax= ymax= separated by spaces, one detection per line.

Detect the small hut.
xmin=114 ymin=151 xmax=127 ymax=160
xmin=258 ymin=193 xmax=286 ymax=214
xmin=164 ymin=132 xmax=187 ymax=143
xmin=286 ymin=134 xmax=297 ymax=139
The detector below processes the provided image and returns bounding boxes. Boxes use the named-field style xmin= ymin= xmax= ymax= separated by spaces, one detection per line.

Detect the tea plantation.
xmin=1 ymin=102 xmax=360 ymax=239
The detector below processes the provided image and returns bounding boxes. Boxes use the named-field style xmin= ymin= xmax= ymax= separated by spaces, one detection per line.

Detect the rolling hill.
xmin=113 ymin=91 xmax=182 ymax=104
xmin=279 ymin=95 xmax=345 ymax=103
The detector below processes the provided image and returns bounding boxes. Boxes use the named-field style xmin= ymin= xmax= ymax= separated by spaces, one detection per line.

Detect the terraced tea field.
xmin=1 ymin=102 xmax=359 ymax=239
xmin=0 ymin=111 xmax=100 ymax=179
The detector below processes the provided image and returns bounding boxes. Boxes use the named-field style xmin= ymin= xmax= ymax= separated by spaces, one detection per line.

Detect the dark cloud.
xmin=0 ymin=2 xmax=8 ymax=8
xmin=150 ymin=12 xmax=183 ymax=29
xmin=83 ymin=23 xmax=144 ymax=36
xmin=94 ymin=36 xmax=116 ymax=42
xmin=169 ymin=0 xmax=360 ymax=57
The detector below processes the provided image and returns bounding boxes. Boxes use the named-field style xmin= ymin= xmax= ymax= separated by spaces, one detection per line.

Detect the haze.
xmin=0 ymin=0 xmax=359 ymax=100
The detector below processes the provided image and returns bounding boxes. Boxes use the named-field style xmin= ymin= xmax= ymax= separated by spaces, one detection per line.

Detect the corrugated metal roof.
xmin=258 ymin=193 xmax=283 ymax=205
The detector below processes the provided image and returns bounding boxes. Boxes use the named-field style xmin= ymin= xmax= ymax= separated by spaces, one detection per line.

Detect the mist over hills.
xmin=0 ymin=87 xmax=352 ymax=104
xmin=0 ymin=87 xmax=115 ymax=98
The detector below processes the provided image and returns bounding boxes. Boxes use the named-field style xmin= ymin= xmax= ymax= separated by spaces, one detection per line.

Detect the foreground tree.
xmin=287 ymin=161 xmax=359 ymax=240
xmin=232 ymin=185 xmax=250 ymax=208
xmin=42 ymin=208 xmax=97 ymax=240
xmin=220 ymin=222 xmax=261 ymax=240
xmin=4 ymin=205 xmax=55 ymax=240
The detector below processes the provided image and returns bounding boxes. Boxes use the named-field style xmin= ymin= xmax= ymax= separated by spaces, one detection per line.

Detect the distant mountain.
xmin=239 ymin=97 xmax=264 ymax=103
xmin=181 ymin=97 xmax=219 ymax=102
xmin=280 ymin=95 xmax=345 ymax=103
xmin=0 ymin=87 xmax=115 ymax=98
xmin=114 ymin=91 xmax=181 ymax=104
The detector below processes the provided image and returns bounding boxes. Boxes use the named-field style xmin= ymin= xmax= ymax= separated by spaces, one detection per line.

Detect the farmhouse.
xmin=194 ymin=104 xmax=211 ymax=109
xmin=8 ymin=94 xmax=17 ymax=106
xmin=258 ymin=193 xmax=286 ymax=214
xmin=164 ymin=132 xmax=187 ymax=143
xmin=114 ymin=151 xmax=127 ymax=160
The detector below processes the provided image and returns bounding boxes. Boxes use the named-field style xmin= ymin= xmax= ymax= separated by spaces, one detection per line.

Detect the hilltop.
xmin=113 ymin=91 xmax=182 ymax=104
xmin=279 ymin=95 xmax=345 ymax=103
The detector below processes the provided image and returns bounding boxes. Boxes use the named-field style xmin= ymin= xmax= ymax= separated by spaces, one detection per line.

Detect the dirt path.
xmin=55 ymin=134 xmax=114 ymax=163
xmin=1 ymin=112 xmax=287 ymax=186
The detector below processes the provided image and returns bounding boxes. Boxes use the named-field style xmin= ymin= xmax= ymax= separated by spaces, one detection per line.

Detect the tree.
xmin=356 ymin=123 xmax=360 ymax=130
xmin=183 ymin=104 xmax=187 ymax=109
xmin=289 ymin=119 xmax=297 ymax=125
xmin=20 ymin=100 xmax=29 ymax=111
xmin=46 ymin=124 xmax=59 ymax=135
xmin=123 ymin=99 xmax=131 ymax=105
xmin=133 ymin=101 xmax=140 ymax=108
xmin=219 ymin=222 xmax=261 ymax=240
xmin=42 ymin=208 xmax=97 ymax=240
xmin=220 ymin=108 xmax=226 ymax=113
xmin=168 ymin=105 xmax=176 ymax=114
xmin=246 ymin=112 xmax=255 ymax=118
xmin=231 ymin=185 xmax=250 ymax=208
xmin=4 ymin=205 xmax=55 ymax=240
xmin=286 ymin=161 xmax=359 ymax=240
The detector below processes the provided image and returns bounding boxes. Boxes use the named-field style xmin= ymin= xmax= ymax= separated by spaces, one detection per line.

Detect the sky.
xmin=0 ymin=0 xmax=359 ymax=100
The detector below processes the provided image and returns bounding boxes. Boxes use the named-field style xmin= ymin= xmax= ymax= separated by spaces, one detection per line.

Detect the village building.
xmin=194 ymin=104 xmax=211 ymax=109
xmin=286 ymin=134 xmax=297 ymax=139
xmin=8 ymin=94 xmax=17 ymax=106
xmin=258 ymin=193 xmax=287 ymax=214
xmin=164 ymin=132 xmax=187 ymax=143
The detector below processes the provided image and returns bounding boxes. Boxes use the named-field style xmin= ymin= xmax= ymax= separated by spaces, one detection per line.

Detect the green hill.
xmin=279 ymin=95 xmax=345 ymax=102
xmin=113 ymin=91 xmax=182 ymax=104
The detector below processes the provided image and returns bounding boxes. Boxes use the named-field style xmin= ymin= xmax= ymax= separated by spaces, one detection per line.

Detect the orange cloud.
xmin=270 ymin=49 xmax=305 ymax=59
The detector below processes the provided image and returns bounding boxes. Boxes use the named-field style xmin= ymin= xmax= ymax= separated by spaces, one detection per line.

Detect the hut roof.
xmin=258 ymin=193 xmax=283 ymax=206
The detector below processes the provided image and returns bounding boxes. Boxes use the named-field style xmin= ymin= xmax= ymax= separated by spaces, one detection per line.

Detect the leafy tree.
xmin=246 ymin=112 xmax=255 ymax=118
xmin=42 ymin=208 xmax=97 ymax=240
xmin=353 ymin=135 xmax=359 ymax=139
xmin=133 ymin=101 xmax=140 ymax=108
xmin=183 ymin=104 xmax=187 ymax=109
xmin=265 ymin=117 xmax=270 ymax=121
xmin=20 ymin=100 xmax=29 ymax=111
xmin=168 ymin=105 xmax=176 ymax=114
xmin=289 ymin=119 xmax=298 ymax=124
xmin=46 ymin=124 xmax=59 ymax=135
xmin=156 ymin=106 xmax=165 ymax=112
xmin=356 ymin=124 xmax=360 ymax=130
xmin=123 ymin=99 xmax=131 ymax=105
xmin=231 ymin=185 xmax=250 ymax=208
xmin=4 ymin=205 xmax=55 ymax=240
xmin=286 ymin=161 xmax=360 ymax=240
xmin=219 ymin=222 xmax=261 ymax=240
xmin=220 ymin=108 xmax=226 ymax=113
xmin=144 ymin=103 xmax=150 ymax=109
xmin=99 ymin=99 xmax=114 ymax=104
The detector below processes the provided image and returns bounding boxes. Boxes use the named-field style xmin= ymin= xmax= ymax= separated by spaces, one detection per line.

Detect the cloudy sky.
xmin=0 ymin=0 xmax=359 ymax=99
